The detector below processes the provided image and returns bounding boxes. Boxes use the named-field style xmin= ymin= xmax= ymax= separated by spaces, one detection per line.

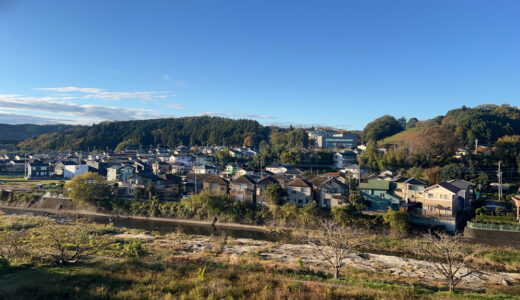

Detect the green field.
xmin=0 ymin=175 xmax=62 ymax=189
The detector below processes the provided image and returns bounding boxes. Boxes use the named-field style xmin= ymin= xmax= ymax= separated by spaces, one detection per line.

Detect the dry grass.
xmin=1 ymin=214 xmax=520 ymax=299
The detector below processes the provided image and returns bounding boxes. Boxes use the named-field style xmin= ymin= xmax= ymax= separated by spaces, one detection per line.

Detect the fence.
xmin=467 ymin=221 xmax=520 ymax=232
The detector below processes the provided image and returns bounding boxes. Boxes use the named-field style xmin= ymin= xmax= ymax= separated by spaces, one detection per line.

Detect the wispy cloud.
xmin=0 ymin=94 xmax=166 ymax=122
xmin=166 ymin=104 xmax=187 ymax=110
xmin=197 ymin=111 xmax=275 ymax=120
xmin=162 ymin=74 xmax=187 ymax=87
xmin=35 ymin=86 xmax=172 ymax=101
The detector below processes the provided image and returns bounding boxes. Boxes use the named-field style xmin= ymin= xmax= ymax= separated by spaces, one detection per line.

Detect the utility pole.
xmin=498 ymin=161 xmax=503 ymax=201
xmin=260 ymin=155 xmax=263 ymax=178
xmin=194 ymin=170 xmax=197 ymax=194
xmin=348 ymin=173 xmax=352 ymax=203
xmin=474 ymin=139 xmax=478 ymax=155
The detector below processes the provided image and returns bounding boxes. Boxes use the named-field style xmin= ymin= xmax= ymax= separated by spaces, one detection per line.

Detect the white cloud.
xmin=37 ymin=87 xmax=103 ymax=94
xmin=35 ymin=86 xmax=172 ymax=102
xmin=0 ymin=94 xmax=166 ymax=122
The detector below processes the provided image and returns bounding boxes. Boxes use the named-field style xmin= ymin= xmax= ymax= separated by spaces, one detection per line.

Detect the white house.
xmin=63 ymin=164 xmax=89 ymax=179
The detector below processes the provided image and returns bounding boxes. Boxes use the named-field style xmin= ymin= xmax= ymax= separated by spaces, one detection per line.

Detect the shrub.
xmin=383 ymin=208 xmax=409 ymax=235
xmin=121 ymin=240 xmax=146 ymax=258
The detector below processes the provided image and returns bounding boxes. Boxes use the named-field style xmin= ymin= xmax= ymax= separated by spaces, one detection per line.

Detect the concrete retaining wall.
xmin=464 ymin=226 xmax=520 ymax=247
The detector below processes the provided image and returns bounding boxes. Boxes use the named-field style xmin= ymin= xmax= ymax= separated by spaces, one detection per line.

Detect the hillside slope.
xmin=17 ymin=117 xmax=270 ymax=151
xmin=0 ymin=124 xmax=82 ymax=142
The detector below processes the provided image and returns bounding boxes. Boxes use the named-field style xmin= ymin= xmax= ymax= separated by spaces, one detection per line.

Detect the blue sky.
xmin=0 ymin=0 xmax=518 ymax=129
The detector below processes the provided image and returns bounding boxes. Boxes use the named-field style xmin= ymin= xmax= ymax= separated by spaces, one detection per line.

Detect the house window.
xmin=428 ymin=193 xmax=434 ymax=198
xmin=370 ymin=190 xmax=374 ymax=195
xmin=298 ymin=199 xmax=303 ymax=204
xmin=292 ymin=191 xmax=296 ymax=195
xmin=428 ymin=206 xmax=436 ymax=211
xmin=380 ymin=193 xmax=385 ymax=197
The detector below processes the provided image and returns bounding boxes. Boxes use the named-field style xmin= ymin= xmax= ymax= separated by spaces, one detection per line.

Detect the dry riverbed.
xmin=115 ymin=233 xmax=520 ymax=291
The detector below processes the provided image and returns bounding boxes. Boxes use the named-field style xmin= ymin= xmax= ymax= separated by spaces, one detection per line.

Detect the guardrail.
xmin=467 ymin=221 xmax=520 ymax=232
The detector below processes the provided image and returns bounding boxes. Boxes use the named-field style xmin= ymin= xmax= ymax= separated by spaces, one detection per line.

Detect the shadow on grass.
xmin=0 ymin=260 xmax=164 ymax=300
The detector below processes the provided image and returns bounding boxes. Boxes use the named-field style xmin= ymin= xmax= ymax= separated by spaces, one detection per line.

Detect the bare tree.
xmin=39 ymin=220 xmax=104 ymax=265
xmin=419 ymin=231 xmax=483 ymax=291
xmin=307 ymin=219 xmax=364 ymax=279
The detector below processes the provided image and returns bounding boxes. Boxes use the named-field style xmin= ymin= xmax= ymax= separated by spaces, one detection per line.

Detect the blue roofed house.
xmin=359 ymin=179 xmax=401 ymax=211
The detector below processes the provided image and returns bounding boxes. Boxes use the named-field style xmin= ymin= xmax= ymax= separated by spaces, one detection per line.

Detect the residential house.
xmin=6 ymin=160 xmax=26 ymax=174
xmin=152 ymin=161 xmax=170 ymax=175
xmin=235 ymin=167 xmax=255 ymax=177
xmin=419 ymin=181 xmax=471 ymax=217
xmin=184 ymin=173 xmax=207 ymax=194
xmin=333 ymin=151 xmax=358 ymax=169
xmin=156 ymin=174 xmax=181 ymax=200
xmin=309 ymin=176 xmax=348 ymax=209
xmin=63 ymin=164 xmax=89 ymax=179
xmin=341 ymin=164 xmax=369 ymax=180
xmin=230 ymin=175 xmax=256 ymax=204
xmin=86 ymin=160 xmax=108 ymax=176
xmin=171 ymin=161 xmax=190 ymax=175
xmin=284 ymin=168 xmax=303 ymax=180
xmin=391 ymin=176 xmax=426 ymax=205
xmin=194 ymin=154 xmax=215 ymax=165
xmin=272 ymin=173 xmax=290 ymax=188
xmin=107 ymin=165 xmax=135 ymax=184
xmin=169 ymin=154 xmax=191 ymax=166
xmin=193 ymin=164 xmax=218 ymax=175
xmin=201 ymin=174 xmax=229 ymax=195
xmin=446 ymin=179 xmax=474 ymax=205
xmin=223 ymin=164 xmax=238 ymax=176
xmin=127 ymin=172 xmax=163 ymax=196
xmin=359 ymin=179 xmax=401 ymax=211
xmin=26 ymin=161 xmax=50 ymax=179
xmin=256 ymin=176 xmax=281 ymax=205
xmin=286 ymin=178 xmax=313 ymax=207
xmin=54 ymin=161 xmax=76 ymax=176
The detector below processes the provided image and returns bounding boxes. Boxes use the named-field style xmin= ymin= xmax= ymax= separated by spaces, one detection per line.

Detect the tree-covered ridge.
xmin=441 ymin=104 xmax=520 ymax=146
xmin=365 ymin=104 xmax=520 ymax=147
xmin=0 ymin=124 xmax=82 ymax=142
xmin=18 ymin=117 xmax=270 ymax=151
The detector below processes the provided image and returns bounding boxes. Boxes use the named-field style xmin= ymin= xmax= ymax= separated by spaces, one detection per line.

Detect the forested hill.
xmin=0 ymin=124 xmax=82 ymax=142
xmin=17 ymin=117 xmax=271 ymax=151
xmin=363 ymin=104 xmax=520 ymax=147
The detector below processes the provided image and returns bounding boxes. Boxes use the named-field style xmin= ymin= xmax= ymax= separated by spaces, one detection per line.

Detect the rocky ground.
xmin=115 ymin=233 xmax=520 ymax=290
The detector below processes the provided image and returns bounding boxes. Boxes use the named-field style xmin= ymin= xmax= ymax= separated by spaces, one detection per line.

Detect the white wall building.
xmin=63 ymin=164 xmax=89 ymax=179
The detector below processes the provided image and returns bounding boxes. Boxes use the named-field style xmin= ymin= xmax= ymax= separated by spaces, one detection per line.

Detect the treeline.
xmin=0 ymin=124 xmax=82 ymax=142
xmin=18 ymin=117 xmax=271 ymax=151
xmin=363 ymin=104 xmax=520 ymax=147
